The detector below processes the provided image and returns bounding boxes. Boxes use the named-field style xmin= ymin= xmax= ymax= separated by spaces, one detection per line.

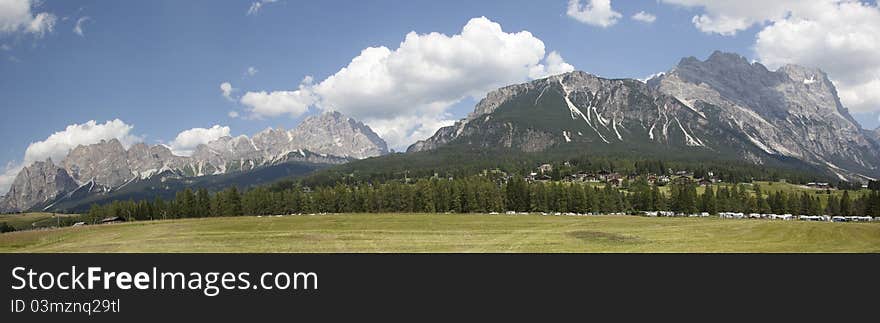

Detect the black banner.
xmin=1 ymin=254 xmax=876 ymax=321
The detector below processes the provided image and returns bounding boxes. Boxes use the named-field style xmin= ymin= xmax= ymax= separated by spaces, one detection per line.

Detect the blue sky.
xmin=1 ymin=0 xmax=879 ymax=191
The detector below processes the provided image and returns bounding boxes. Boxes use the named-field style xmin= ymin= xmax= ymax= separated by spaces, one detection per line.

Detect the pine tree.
xmin=840 ymin=191 xmax=852 ymax=216
xmin=196 ymin=188 xmax=210 ymax=217
xmin=702 ymin=185 xmax=717 ymax=214
xmin=226 ymin=187 xmax=243 ymax=216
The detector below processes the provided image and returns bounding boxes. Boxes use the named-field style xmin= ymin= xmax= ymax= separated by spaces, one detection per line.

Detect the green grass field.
xmin=0 ymin=212 xmax=82 ymax=231
xmin=1 ymin=213 xmax=878 ymax=253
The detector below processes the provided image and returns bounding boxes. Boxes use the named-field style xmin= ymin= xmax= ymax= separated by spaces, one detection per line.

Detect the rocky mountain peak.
xmin=471 ymin=71 xmax=604 ymax=118
xmin=62 ymin=139 xmax=133 ymax=187
xmin=288 ymin=111 xmax=388 ymax=159
xmin=650 ymin=51 xmax=878 ymax=180
xmin=706 ymin=50 xmax=751 ymax=66
xmin=1 ymin=112 xmax=387 ymax=212
xmin=0 ymin=158 xmax=78 ymax=212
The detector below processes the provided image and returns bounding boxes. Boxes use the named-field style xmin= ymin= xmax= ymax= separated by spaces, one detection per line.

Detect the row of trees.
xmin=85 ymin=176 xmax=880 ymax=222
xmin=0 ymin=222 xmax=15 ymax=233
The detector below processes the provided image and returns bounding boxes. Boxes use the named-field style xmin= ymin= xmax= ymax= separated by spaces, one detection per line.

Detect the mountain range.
xmin=2 ymin=51 xmax=878 ymax=213
xmin=0 ymin=111 xmax=388 ymax=212
xmin=410 ymin=51 xmax=879 ymax=182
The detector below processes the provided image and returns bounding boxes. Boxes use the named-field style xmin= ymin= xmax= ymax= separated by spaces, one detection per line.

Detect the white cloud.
xmin=660 ymin=0 xmax=806 ymax=36
xmin=0 ymin=161 xmax=23 ymax=196
xmin=0 ymin=119 xmax=142 ymax=193
xmin=566 ymin=0 xmax=622 ymax=28
xmin=72 ymin=16 xmax=89 ymax=36
xmin=365 ymin=115 xmax=457 ymax=152
xmin=220 ymin=82 xmax=234 ymax=101
xmin=529 ymin=51 xmax=575 ymax=79
xmin=239 ymin=17 xmax=572 ymax=150
xmin=227 ymin=111 xmax=240 ymax=118
xmin=23 ymin=119 xmax=141 ymax=165
xmin=246 ymin=66 xmax=258 ymax=76
xmin=246 ymin=0 xmax=277 ymax=16
xmin=168 ymin=125 xmax=231 ymax=156
xmin=312 ymin=17 xmax=572 ymax=149
xmin=0 ymin=0 xmax=56 ymax=37
xmin=240 ymin=76 xmax=315 ymax=118
xmin=660 ymin=1 xmax=880 ymax=114
xmin=632 ymin=11 xmax=657 ymax=23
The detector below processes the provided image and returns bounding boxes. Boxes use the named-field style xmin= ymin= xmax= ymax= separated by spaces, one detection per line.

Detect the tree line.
xmin=301 ymin=148 xmax=832 ymax=189
xmin=84 ymin=176 xmax=880 ymax=222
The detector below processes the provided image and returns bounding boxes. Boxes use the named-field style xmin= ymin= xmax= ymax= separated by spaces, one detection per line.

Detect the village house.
xmin=607 ymin=178 xmax=622 ymax=187
xmin=806 ymin=182 xmax=830 ymax=189
xmin=657 ymin=176 xmax=671 ymax=185
xmin=537 ymin=164 xmax=553 ymax=174
xmin=100 ymin=216 xmax=126 ymax=224
xmin=673 ymin=176 xmax=693 ymax=185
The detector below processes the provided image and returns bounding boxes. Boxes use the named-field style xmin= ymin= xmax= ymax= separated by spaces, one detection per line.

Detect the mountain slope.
xmin=410 ymin=71 xmax=776 ymax=163
xmin=410 ymin=53 xmax=878 ymax=182
xmin=0 ymin=159 xmax=79 ymax=212
xmin=648 ymin=51 xmax=879 ymax=181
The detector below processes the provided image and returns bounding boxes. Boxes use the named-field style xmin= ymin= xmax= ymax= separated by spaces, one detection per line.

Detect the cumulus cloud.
xmin=566 ymin=0 xmax=622 ymax=28
xmin=238 ymin=17 xmax=572 ymax=149
xmin=246 ymin=66 xmax=258 ymax=77
xmin=366 ymin=115 xmax=457 ymax=152
xmin=311 ymin=17 xmax=571 ymax=149
xmin=72 ymin=16 xmax=89 ymax=36
xmin=246 ymin=0 xmax=277 ymax=16
xmin=0 ymin=0 xmax=57 ymax=37
xmin=529 ymin=51 xmax=575 ymax=79
xmin=660 ymin=0 xmax=807 ymax=36
xmin=0 ymin=161 xmax=23 ymax=196
xmin=220 ymin=82 xmax=234 ymax=101
xmin=660 ymin=1 xmax=880 ymax=114
xmin=227 ymin=111 xmax=240 ymax=118
xmin=240 ymin=76 xmax=315 ymax=118
xmin=632 ymin=11 xmax=657 ymax=23
xmin=754 ymin=1 xmax=880 ymax=114
xmin=0 ymin=119 xmax=141 ymax=193
xmin=168 ymin=125 xmax=231 ymax=156
xmin=23 ymin=119 xmax=141 ymax=165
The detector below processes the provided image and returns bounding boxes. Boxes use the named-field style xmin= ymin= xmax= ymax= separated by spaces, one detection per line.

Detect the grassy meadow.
xmin=0 ymin=212 xmax=83 ymax=231
xmin=1 ymin=213 xmax=878 ymax=253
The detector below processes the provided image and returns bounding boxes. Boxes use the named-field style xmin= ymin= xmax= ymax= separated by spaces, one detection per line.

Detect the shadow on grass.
xmin=567 ymin=230 xmax=647 ymax=245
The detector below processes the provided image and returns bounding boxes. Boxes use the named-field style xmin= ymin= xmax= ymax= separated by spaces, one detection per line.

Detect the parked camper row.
xmin=831 ymin=216 xmax=874 ymax=222
xmin=718 ymin=212 xmax=878 ymax=222
xmin=719 ymin=212 xmax=800 ymax=220
xmin=643 ymin=211 xmax=711 ymax=217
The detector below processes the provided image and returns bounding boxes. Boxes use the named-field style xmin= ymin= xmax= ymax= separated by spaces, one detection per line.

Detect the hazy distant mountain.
xmin=411 ymin=51 xmax=879 ymax=182
xmin=1 ymin=111 xmax=387 ymax=212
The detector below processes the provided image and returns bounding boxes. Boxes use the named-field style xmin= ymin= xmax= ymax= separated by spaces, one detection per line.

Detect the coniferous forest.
xmin=84 ymin=174 xmax=880 ymax=223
